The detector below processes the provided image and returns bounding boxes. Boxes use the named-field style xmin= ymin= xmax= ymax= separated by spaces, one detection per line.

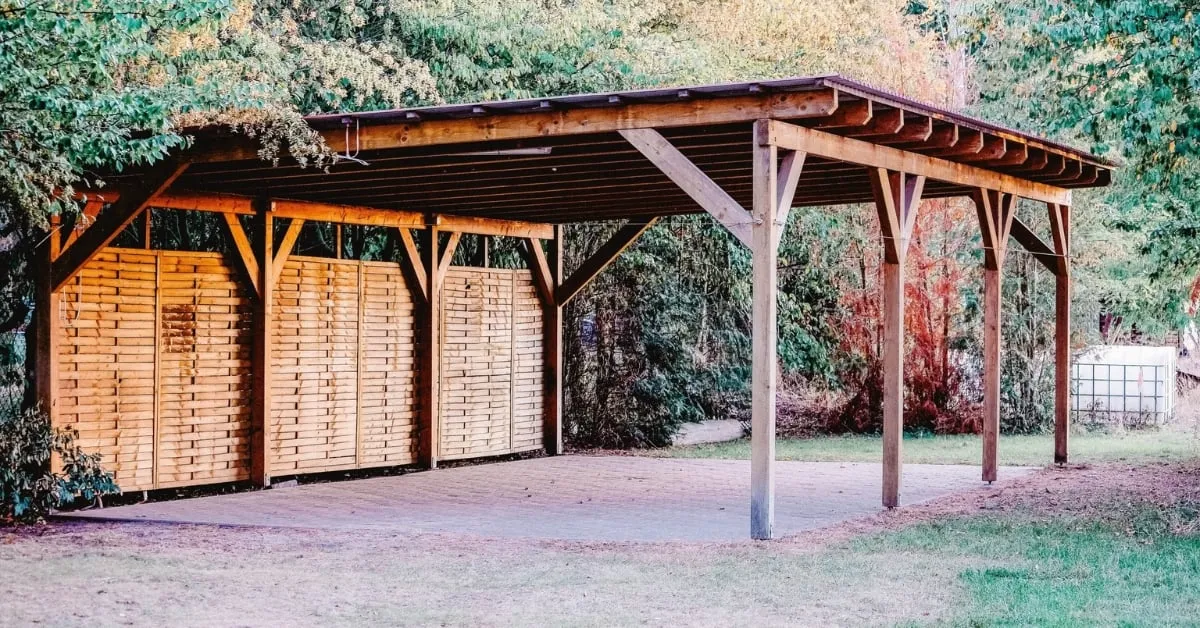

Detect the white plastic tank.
xmin=1071 ymin=345 xmax=1176 ymax=423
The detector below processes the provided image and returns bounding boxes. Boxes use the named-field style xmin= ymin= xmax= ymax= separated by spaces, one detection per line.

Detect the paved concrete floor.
xmin=63 ymin=456 xmax=1034 ymax=541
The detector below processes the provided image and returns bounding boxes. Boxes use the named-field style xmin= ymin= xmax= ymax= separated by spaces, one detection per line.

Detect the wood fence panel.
xmin=440 ymin=268 xmax=513 ymax=459
xmin=511 ymin=275 xmax=545 ymax=452
xmin=271 ymin=256 xmax=360 ymax=474
xmin=359 ymin=261 xmax=418 ymax=466
xmin=54 ymin=249 xmax=545 ymax=492
xmin=155 ymin=251 xmax=253 ymax=488
xmin=438 ymin=267 xmax=544 ymax=460
xmin=58 ymin=250 xmax=158 ymax=491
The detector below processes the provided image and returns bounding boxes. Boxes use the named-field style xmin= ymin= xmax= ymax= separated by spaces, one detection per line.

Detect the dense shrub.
xmin=1 ymin=407 xmax=118 ymax=524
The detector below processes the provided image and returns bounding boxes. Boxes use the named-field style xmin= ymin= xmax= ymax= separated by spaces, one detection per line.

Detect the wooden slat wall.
xmin=57 ymin=248 xmax=253 ymax=492
xmin=55 ymin=248 xmax=544 ymax=492
xmin=359 ymin=261 xmax=418 ymax=466
xmin=439 ymin=267 xmax=544 ymax=460
xmin=272 ymin=256 xmax=360 ymax=474
xmin=156 ymin=252 xmax=253 ymax=488
xmin=59 ymin=250 xmax=157 ymax=490
xmin=511 ymin=274 xmax=545 ymax=452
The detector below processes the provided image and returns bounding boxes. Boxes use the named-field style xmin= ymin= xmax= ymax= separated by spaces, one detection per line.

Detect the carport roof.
xmin=108 ymin=74 xmax=1113 ymax=224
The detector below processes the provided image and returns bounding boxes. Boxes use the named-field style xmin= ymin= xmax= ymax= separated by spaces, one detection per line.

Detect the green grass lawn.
xmin=863 ymin=512 xmax=1200 ymax=625
xmin=656 ymin=429 xmax=1200 ymax=466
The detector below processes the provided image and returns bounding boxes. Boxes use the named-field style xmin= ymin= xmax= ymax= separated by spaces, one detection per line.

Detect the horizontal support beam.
xmin=96 ymin=191 xmax=555 ymax=239
xmin=196 ymin=89 xmax=840 ymax=163
xmin=761 ymin=120 xmax=1072 ymax=205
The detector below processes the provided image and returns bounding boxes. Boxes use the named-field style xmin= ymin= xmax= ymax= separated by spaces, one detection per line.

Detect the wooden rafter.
xmin=619 ymin=128 xmax=753 ymax=247
xmin=815 ymin=100 xmax=872 ymax=129
xmin=844 ymin=108 xmax=902 ymax=137
xmin=556 ymin=218 xmax=659 ymax=306
xmin=762 ymin=120 xmax=1072 ymax=205
xmin=52 ymin=158 xmax=190 ymax=291
xmin=932 ymin=129 xmax=984 ymax=158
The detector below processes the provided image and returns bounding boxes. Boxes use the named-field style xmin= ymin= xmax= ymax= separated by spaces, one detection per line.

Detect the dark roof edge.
xmin=299 ymin=73 xmax=1116 ymax=169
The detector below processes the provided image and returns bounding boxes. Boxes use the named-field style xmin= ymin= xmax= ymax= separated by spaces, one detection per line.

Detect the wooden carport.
xmin=37 ymin=74 xmax=1113 ymax=539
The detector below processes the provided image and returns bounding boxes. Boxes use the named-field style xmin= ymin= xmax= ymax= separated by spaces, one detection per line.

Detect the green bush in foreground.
xmin=1 ymin=407 xmax=118 ymax=524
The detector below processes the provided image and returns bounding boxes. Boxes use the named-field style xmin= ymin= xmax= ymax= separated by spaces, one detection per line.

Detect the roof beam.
xmin=103 ymin=190 xmax=556 ymax=239
xmin=52 ymin=157 xmax=190 ymax=291
xmin=195 ymin=89 xmax=840 ymax=163
xmin=760 ymin=120 xmax=1072 ymax=205
xmin=1009 ymin=217 xmax=1059 ymax=273
xmin=619 ymin=128 xmax=753 ymax=247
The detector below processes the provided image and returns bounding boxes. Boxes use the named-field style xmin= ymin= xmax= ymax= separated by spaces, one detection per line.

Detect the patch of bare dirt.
xmin=786 ymin=460 xmax=1200 ymax=547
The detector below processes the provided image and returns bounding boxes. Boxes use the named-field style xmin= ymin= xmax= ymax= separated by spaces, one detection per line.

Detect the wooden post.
xmin=750 ymin=122 xmax=780 ymax=540
xmin=1054 ymin=273 xmax=1070 ymax=463
xmin=1049 ymin=203 xmax=1071 ymax=464
xmin=250 ymin=201 xmax=274 ymax=487
xmin=981 ymin=266 xmax=1002 ymax=482
xmin=36 ymin=217 xmax=62 ymax=468
xmin=544 ymin=226 xmax=564 ymax=454
xmin=417 ymin=226 xmax=441 ymax=468
xmin=881 ymin=261 xmax=904 ymax=502
xmin=869 ymin=169 xmax=924 ymax=508
xmin=974 ymin=190 xmax=1015 ymax=483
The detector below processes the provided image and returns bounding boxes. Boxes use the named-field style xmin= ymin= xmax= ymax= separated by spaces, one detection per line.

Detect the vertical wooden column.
xmin=981 ymin=266 xmax=1002 ymax=482
xmin=1049 ymin=203 xmax=1071 ymax=464
xmin=36 ymin=217 xmax=62 ymax=467
xmin=975 ymin=190 xmax=1015 ymax=483
xmin=750 ymin=126 xmax=780 ymax=540
xmin=544 ymin=226 xmax=564 ymax=455
xmin=417 ymin=225 xmax=442 ymax=468
xmin=249 ymin=201 xmax=274 ymax=487
xmin=881 ymin=262 xmax=904 ymax=504
xmin=869 ymin=169 xmax=924 ymax=508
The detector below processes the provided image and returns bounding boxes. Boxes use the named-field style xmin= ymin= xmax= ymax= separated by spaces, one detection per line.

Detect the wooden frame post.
xmin=974 ymin=189 xmax=1016 ymax=483
xmin=250 ymin=199 xmax=274 ymax=487
xmin=1049 ymin=203 xmax=1071 ymax=464
xmin=868 ymin=169 xmax=925 ymax=508
xmin=35 ymin=216 xmax=62 ymax=470
xmin=545 ymin=227 xmax=564 ymax=454
xmin=750 ymin=122 xmax=781 ymax=540
xmin=417 ymin=225 xmax=442 ymax=468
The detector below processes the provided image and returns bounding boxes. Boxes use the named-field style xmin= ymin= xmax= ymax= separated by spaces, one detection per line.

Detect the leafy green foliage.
xmin=1 ymin=407 xmax=118 ymax=523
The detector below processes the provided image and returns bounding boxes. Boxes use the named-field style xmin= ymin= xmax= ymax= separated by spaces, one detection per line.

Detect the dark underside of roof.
xmin=120 ymin=76 xmax=1113 ymax=224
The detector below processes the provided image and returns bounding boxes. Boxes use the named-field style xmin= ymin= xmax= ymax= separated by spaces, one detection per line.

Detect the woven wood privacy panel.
xmin=156 ymin=252 xmax=253 ymax=488
xmin=439 ymin=267 xmax=544 ymax=460
xmin=272 ymin=256 xmax=362 ymax=474
xmin=55 ymin=249 xmax=544 ymax=492
xmin=57 ymin=248 xmax=253 ymax=492
xmin=358 ymin=261 xmax=418 ymax=466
